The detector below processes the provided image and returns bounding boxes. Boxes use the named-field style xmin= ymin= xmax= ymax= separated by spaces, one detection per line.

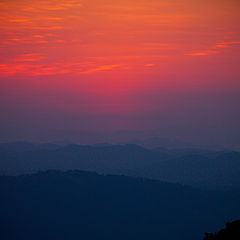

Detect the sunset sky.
xmin=0 ymin=0 xmax=240 ymax=148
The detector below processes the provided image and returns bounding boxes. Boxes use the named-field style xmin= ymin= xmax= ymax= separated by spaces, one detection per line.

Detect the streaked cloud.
xmin=144 ymin=64 xmax=155 ymax=67
xmin=82 ymin=65 xmax=121 ymax=74
xmin=33 ymin=35 xmax=45 ymax=38
xmin=47 ymin=17 xmax=64 ymax=21
xmin=217 ymin=41 xmax=240 ymax=45
xmin=215 ymin=41 xmax=240 ymax=48
xmin=9 ymin=19 xmax=28 ymax=22
xmin=0 ymin=0 xmax=239 ymax=80
xmin=216 ymin=44 xmax=231 ymax=48
xmin=0 ymin=62 xmax=121 ymax=76
xmin=29 ymin=26 xmax=63 ymax=30
xmin=8 ymin=38 xmax=27 ymax=41
xmin=185 ymin=52 xmax=209 ymax=56
xmin=185 ymin=51 xmax=219 ymax=56
xmin=14 ymin=54 xmax=46 ymax=62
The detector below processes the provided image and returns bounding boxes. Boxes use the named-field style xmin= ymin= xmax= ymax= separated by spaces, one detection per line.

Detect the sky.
xmin=0 ymin=0 xmax=240 ymax=148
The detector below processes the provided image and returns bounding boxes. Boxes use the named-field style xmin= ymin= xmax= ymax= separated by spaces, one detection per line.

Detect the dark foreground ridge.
xmin=0 ymin=170 xmax=239 ymax=240
xmin=204 ymin=220 xmax=240 ymax=240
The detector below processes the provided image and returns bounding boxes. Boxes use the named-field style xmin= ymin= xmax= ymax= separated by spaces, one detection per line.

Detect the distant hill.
xmin=1 ymin=142 xmax=240 ymax=189
xmin=125 ymin=136 xmax=196 ymax=149
xmin=0 ymin=142 xmax=161 ymax=175
xmin=0 ymin=170 xmax=239 ymax=240
xmin=0 ymin=141 xmax=60 ymax=152
xmin=122 ymin=151 xmax=240 ymax=189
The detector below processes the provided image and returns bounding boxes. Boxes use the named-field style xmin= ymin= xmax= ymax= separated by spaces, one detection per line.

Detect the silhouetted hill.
xmin=152 ymin=147 xmax=218 ymax=157
xmin=126 ymin=136 xmax=196 ymax=149
xmin=123 ymin=151 xmax=240 ymax=189
xmin=0 ymin=142 xmax=240 ymax=189
xmin=0 ymin=141 xmax=37 ymax=152
xmin=203 ymin=220 xmax=240 ymax=240
xmin=91 ymin=143 xmax=114 ymax=147
xmin=0 ymin=143 xmax=160 ymax=175
xmin=0 ymin=170 xmax=239 ymax=240
xmin=0 ymin=141 xmax=60 ymax=152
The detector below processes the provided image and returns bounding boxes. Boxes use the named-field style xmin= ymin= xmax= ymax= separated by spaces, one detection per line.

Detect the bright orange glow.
xmin=0 ymin=0 xmax=240 ymax=114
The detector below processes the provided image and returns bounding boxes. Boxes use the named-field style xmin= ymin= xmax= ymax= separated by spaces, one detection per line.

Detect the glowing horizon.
xmin=0 ymin=0 xmax=240 ymax=147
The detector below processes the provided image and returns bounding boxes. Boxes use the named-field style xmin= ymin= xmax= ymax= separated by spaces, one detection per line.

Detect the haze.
xmin=0 ymin=0 xmax=240 ymax=148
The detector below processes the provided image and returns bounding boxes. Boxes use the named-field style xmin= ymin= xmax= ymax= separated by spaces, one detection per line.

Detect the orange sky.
xmin=1 ymin=0 xmax=239 ymax=89
xmin=0 ymin=0 xmax=240 ymax=145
